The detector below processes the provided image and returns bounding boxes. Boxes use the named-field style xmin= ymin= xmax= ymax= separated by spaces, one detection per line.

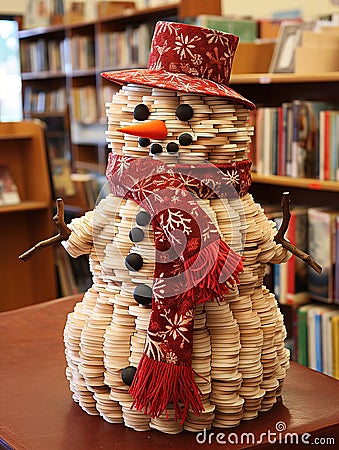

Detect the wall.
xmin=0 ymin=0 xmax=25 ymax=14
xmin=1 ymin=0 xmax=339 ymax=18
xmin=223 ymin=0 xmax=339 ymax=19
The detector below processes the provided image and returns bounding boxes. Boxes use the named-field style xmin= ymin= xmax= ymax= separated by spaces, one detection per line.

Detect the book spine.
xmin=307 ymin=308 xmax=316 ymax=370
xmin=277 ymin=106 xmax=284 ymax=176
xmin=324 ymin=110 xmax=331 ymax=181
xmin=319 ymin=110 xmax=325 ymax=180
xmin=314 ymin=313 xmax=323 ymax=372
xmin=335 ymin=217 xmax=339 ymax=305
xmin=284 ymin=209 xmax=308 ymax=305
xmin=308 ymin=208 xmax=331 ymax=303
xmin=329 ymin=112 xmax=338 ymax=181
xmin=287 ymin=211 xmax=296 ymax=303
xmin=332 ymin=316 xmax=339 ymax=380
xmin=282 ymin=102 xmax=293 ymax=177
xmin=297 ymin=308 xmax=309 ymax=366
xmin=291 ymin=100 xmax=301 ymax=178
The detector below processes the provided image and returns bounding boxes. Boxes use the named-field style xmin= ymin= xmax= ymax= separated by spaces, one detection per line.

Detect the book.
xmin=291 ymin=100 xmax=333 ymax=179
xmin=335 ymin=216 xmax=339 ymax=304
xmin=50 ymin=158 xmax=76 ymax=197
xmin=272 ymin=215 xmax=287 ymax=304
xmin=194 ymin=15 xmax=258 ymax=42
xmin=286 ymin=208 xmax=309 ymax=305
xmin=269 ymin=207 xmax=308 ymax=305
xmin=332 ymin=315 xmax=339 ymax=380
xmin=307 ymin=305 xmax=333 ymax=372
xmin=70 ymin=173 xmax=101 ymax=211
xmin=281 ymin=102 xmax=293 ymax=176
xmin=319 ymin=110 xmax=339 ymax=181
xmin=297 ymin=303 xmax=315 ymax=367
xmin=307 ymin=306 xmax=318 ymax=370
xmin=322 ymin=309 xmax=339 ymax=376
xmin=254 ymin=106 xmax=280 ymax=175
xmin=0 ymin=163 xmax=21 ymax=206
xmin=308 ymin=207 xmax=339 ymax=303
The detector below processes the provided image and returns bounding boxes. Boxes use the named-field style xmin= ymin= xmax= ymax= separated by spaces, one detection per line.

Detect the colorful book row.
xmin=297 ymin=303 xmax=339 ymax=379
xmin=23 ymin=86 xmax=66 ymax=114
xmin=70 ymin=35 xmax=95 ymax=70
xmin=20 ymin=39 xmax=66 ymax=73
xmin=71 ymin=86 xmax=98 ymax=124
xmin=100 ymin=23 xmax=153 ymax=69
xmin=250 ymin=101 xmax=339 ymax=180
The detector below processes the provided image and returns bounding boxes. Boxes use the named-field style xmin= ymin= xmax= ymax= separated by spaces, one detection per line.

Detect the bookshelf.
xmin=230 ymin=72 xmax=339 ymax=105
xmin=230 ymin=73 xmax=339 ymax=376
xmin=229 ymin=72 xmax=339 ymax=203
xmin=0 ymin=120 xmax=57 ymax=312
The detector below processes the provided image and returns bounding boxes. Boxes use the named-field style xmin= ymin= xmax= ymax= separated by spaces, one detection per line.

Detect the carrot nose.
xmin=117 ymin=120 xmax=167 ymax=140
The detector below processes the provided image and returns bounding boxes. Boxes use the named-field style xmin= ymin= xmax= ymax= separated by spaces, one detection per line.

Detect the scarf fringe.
xmin=184 ymin=239 xmax=243 ymax=304
xmin=129 ymin=354 xmax=203 ymax=423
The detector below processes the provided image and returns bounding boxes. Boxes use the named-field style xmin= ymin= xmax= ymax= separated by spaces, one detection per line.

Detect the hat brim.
xmin=101 ymin=69 xmax=255 ymax=110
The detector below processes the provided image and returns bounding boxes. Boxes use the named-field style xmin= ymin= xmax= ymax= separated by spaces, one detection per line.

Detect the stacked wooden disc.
xmin=63 ymin=84 xmax=290 ymax=433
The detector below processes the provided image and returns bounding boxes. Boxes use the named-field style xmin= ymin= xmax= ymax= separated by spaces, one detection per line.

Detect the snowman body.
xmin=63 ymin=83 xmax=290 ymax=433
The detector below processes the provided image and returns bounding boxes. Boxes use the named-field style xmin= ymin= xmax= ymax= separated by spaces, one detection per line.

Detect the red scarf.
xmin=106 ymin=154 xmax=251 ymax=422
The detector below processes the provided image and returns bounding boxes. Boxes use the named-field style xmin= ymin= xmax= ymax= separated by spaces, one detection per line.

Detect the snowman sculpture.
xmin=21 ymin=22 xmax=310 ymax=434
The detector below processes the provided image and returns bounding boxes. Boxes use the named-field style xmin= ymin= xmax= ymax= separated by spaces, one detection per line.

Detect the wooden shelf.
xmin=0 ymin=121 xmax=57 ymax=312
xmin=252 ymin=174 xmax=339 ymax=192
xmin=19 ymin=5 xmax=180 ymax=38
xmin=21 ymin=71 xmax=66 ymax=80
xmin=70 ymin=68 xmax=97 ymax=78
xmin=0 ymin=201 xmax=49 ymax=214
xmin=231 ymin=72 xmax=339 ymax=85
xmin=0 ymin=132 xmax=33 ymax=141
xmin=28 ymin=111 xmax=67 ymax=118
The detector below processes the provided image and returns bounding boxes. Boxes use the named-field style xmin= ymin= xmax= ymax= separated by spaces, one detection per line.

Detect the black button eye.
xmin=133 ymin=104 xmax=150 ymax=121
xmin=176 ymin=104 xmax=193 ymax=121
xmin=166 ymin=142 xmax=179 ymax=154
xmin=150 ymin=143 xmax=163 ymax=154
xmin=138 ymin=137 xmax=150 ymax=147
xmin=179 ymin=133 xmax=193 ymax=146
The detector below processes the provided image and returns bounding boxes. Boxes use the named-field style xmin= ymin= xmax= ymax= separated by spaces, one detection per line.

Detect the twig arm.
xmin=274 ymin=192 xmax=322 ymax=274
xmin=19 ymin=198 xmax=71 ymax=262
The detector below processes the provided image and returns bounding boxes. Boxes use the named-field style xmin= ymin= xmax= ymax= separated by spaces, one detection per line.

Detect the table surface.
xmin=0 ymin=294 xmax=338 ymax=450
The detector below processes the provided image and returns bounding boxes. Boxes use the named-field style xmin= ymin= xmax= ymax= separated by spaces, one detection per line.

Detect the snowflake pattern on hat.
xmin=148 ymin=21 xmax=236 ymax=85
xmin=101 ymin=21 xmax=255 ymax=110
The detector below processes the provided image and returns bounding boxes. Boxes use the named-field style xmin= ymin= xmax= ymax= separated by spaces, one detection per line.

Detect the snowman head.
xmin=102 ymin=21 xmax=255 ymax=165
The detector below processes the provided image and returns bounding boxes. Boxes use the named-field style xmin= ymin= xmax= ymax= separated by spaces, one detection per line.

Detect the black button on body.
xmin=129 ymin=227 xmax=144 ymax=243
xmin=136 ymin=210 xmax=151 ymax=226
xmin=133 ymin=284 xmax=152 ymax=305
xmin=125 ymin=253 xmax=143 ymax=271
xmin=121 ymin=366 xmax=137 ymax=386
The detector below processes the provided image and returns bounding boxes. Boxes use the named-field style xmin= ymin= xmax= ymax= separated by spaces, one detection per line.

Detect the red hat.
xmin=101 ymin=21 xmax=255 ymax=110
